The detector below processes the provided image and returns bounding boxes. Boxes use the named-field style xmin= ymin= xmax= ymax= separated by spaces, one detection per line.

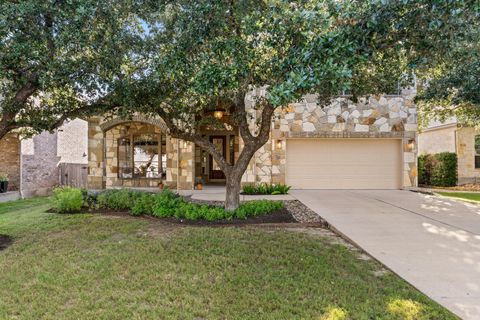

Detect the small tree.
xmin=111 ymin=0 xmax=474 ymax=211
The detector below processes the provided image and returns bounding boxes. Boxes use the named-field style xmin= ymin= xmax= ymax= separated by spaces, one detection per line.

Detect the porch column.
xmin=165 ymin=137 xmax=194 ymax=190
xmin=87 ymin=117 xmax=105 ymax=189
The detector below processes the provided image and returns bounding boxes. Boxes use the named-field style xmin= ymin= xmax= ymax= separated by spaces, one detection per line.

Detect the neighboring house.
xmin=419 ymin=118 xmax=480 ymax=185
xmin=87 ymin=90 xmax=418 ymax=191
xmin=0 ymin=119 xmax=88 ymax=196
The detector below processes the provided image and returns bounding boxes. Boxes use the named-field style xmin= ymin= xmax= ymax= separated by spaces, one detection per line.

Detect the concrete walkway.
xmin=291 ymin=190 xmax=480 ymax=320
xmin=0 ymin=191 xmax=20 ymax=203
xmin=178 ymin=185 xmax=294 ymax=201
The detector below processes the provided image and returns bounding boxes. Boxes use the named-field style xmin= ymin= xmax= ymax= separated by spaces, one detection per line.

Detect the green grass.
xmin=437 ymin=192 xmax=480 ymax=203
xmin=0 ymin=198 xmax=456 ymax=319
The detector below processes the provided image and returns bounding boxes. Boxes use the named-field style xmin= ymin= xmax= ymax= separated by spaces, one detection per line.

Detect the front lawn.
xmin=437 ymin=192 xmax=480 ymax=203
xmin=0 ymin=198 xmax=456 ymax=319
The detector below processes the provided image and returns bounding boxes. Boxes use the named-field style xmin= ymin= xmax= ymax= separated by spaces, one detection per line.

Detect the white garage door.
xmin=286 ymin=139 xmax=402 ymax=189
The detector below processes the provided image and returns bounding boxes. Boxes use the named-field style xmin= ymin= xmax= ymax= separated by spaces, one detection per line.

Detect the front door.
xmin=209 ymin=136 xmax=226 ymax=180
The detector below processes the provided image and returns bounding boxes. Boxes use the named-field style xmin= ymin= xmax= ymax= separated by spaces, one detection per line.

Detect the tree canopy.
xmin=0 ymin=0 xmax=151 ymax=139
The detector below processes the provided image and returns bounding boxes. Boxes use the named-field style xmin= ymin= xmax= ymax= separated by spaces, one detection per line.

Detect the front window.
xmin=475 ymin=135 xmax=480 ymax=169
xmin=118 ymin=133 xmax=166 ymax=179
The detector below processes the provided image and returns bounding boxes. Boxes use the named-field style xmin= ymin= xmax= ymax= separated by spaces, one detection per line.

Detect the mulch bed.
xmin=162 ymin=209 xmax=296 ymax=226
xmin=0 ymin=235 xmax=13 ymax=251
xmin=48 ymin=199 xmax=328 ymax=227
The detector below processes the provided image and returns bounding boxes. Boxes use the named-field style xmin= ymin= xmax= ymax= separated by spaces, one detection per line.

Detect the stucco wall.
xmin=0 ymin=133 xmax=20 ymax=191
xmin=456 ymin=127 xmax=480 ymax=184
xmin=418 ymin=126 xmax=456 ymax=155
xmin=57 ymin=119 xmax=88 ymax=164
xmin=21 ymin=131 xmax=60 ymax=197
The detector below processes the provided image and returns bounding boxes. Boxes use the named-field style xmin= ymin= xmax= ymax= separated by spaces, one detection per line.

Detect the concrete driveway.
xmin=291 ymin=190 xmax=480 ymax=320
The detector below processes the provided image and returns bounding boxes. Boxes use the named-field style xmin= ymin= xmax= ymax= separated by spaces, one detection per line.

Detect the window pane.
xmin=118 ymin=137 xmax=132 ymax=178
xmin=475 ymin=135 xmax=480 ymax=155
xmin=476 ymin=156 xmax=480 ymax=169
xmin=133 ymin=134 xmax=160 ymax=178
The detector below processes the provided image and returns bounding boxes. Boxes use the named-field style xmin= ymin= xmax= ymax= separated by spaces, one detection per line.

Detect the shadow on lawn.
xmin=0 ymin=234 xmax=13 ymax=251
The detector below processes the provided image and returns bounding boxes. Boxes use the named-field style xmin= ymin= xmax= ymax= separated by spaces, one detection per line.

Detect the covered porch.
xmin=86 ymin=115 xmax=248 ymax=191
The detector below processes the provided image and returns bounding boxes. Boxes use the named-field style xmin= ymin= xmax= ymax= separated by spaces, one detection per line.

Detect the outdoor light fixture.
xmin=276 ymin=140 xmax=282 ymax=150
xmin=407 ymin=139 xmax=415 ymax=151
xmin=213 ymin=110 xmax=224 ymax=119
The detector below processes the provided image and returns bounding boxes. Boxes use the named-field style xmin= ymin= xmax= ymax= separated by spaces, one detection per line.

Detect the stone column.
xmin=87 ymin=118 xmax=105 ymax=189
xmin=165 ymin=137 xmax=194 ymax=190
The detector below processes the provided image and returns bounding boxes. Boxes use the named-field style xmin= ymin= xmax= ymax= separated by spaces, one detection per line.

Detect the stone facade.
xmin=0 ymin=133 xmax=20 ymax=191
xmin=88 ymin=117 xmax=194 ymax=190
xmin=243 ymin=91 xmax=418 ymax=187
xmin=88 ymin=93 xmax=418 ymax=190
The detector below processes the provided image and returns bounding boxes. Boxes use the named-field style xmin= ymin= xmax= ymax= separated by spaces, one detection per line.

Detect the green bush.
xmin=53 ymin=187 xmax=84 ymax=213
xmin=89 ymin=188 xmax=284 ymax=221
xmin=97 ymin=189 xmax=143 ymax=210
xmin=235 ymin=200 xmax=284 ymax=219
xmin=131 ymin=193 xmax=156 ymax=216
xmin=242 ymin=184 xmax=256 ymax=195
xmin=418 ymin=152 xmax=457 ymax=187
xmin=152 ymin=188 xmax=183 ymax=218
xmin=241 ymin=183 xmax=291 ymax=195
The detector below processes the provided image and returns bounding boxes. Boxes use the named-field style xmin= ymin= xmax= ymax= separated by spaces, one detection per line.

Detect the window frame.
xmin=117 ymin=132 xmax=166 ymax=179
xmin=475 ymin=135 xmax=480 ymax=169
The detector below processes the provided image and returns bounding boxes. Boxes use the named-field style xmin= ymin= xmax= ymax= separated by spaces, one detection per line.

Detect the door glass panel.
xmin=211 ymin=138 xmax=225 ymax=171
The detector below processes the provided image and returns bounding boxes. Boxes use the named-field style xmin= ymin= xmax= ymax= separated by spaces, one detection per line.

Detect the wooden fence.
xmin=58 ymin=163 xmax=88 ymax=188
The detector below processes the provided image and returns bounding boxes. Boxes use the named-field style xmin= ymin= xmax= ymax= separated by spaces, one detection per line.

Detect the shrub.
xmin=234 ymin=200 xmax=284 ymax=219
xmin=152 ymin=188 xmax=184 ymax=218
xmin=418 ymin=152 xmax=457 ymax=187
xmin=53 ymin=187 xmax=84 ymax=213
xmin=242 ymin=183 xmax=291 ymax=195
xmin=87 ymin=188 xmax=283 ymax=221
xmin=242 ymin=184 xmax=256 ymax=195
xmin=131 ymin=193 xmax=156 ymax=216
xmin=97 ymin=189 xmax=143 ymax=210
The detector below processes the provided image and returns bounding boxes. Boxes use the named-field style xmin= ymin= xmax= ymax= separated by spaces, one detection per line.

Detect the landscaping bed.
xmin=50 ymin=187 xmax=324 ymax=226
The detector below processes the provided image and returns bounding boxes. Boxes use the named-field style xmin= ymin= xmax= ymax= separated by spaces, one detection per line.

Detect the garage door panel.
xmin=286 ymin=139 xmax=401 ymax=189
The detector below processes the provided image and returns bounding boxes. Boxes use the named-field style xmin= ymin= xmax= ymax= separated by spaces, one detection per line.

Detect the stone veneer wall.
xmin=87 ymin=118 xmax=194 ymax=190
xmin=88 ymin=91 xmax=418 ymax=190
xmin=87 ymin=118 xmax=105 ymax=189
xmin=242 ymin=91 xmax=418 ymax=187
xmin=0 ymin=133 xmax=20 ymax=191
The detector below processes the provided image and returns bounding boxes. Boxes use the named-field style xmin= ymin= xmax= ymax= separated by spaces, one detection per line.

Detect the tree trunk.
xmin=225 ymin=173 xmax=242 ymax=212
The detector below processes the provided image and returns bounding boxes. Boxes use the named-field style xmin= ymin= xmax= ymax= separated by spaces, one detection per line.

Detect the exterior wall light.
xmin=276 ymin=140 xmax=282 ymax=150
xmin=213 ymin=110 xmax=224 ymax=119
xmin=406 ymin=139 xmax=415 ymax=152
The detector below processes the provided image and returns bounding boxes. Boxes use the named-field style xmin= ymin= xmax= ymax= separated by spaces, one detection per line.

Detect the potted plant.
xmin=195 ymin=177 xmax=205 ymax=190
xmin=0 ymin=174 xmax=9 ymax=193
